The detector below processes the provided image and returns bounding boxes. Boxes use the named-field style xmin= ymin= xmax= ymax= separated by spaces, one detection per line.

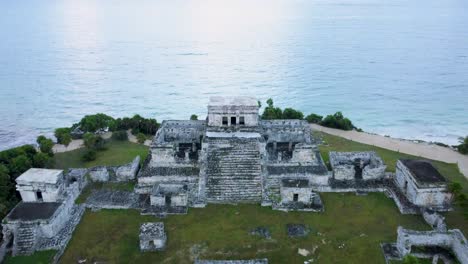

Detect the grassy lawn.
xmin=317 ymin=132 xmax=468 ymax=234
xmin=3 ymin=250 xmax=56 ymax=264
xmin=61 ymin=193 xmax=428 ymax=264
xmin=53 ymin=139 xmax=149 ymax=169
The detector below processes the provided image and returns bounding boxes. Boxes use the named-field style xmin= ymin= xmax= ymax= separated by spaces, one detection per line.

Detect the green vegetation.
xmin=260 ymin=99 xmax=356 ymax=131
xmin=282 ymin=108 xmax=304 ymax=120
xmin=77 ymin=113 xmax=115 ymax=133
xmin=3 ymin=250 xmax=56 ymax=264
xmin=36 ymin=136 xmax=54 ymax=156
xmin=111 ymin=130 xmax=128 ymax=141
xmin=136 ymin=133 xmax=146 ymax=144
xmin=317 ymin=132 xmax=468 ymax=234
xmin=54 ymin=127 xmax=72 ymax=145
xmin=61 ymin=194 xmax=427 ymax=264
xmin=261 ymin=99 xmax=284 ymax=120
xmin=305 ymin=113 xmax=323 ymax=124
xmin=457 ymin=136 xmax=468 ymax=154
xmin=190 ymin=114 xmax=198 ymax=120
xmin=53 ymin=139 xmax=148 ymax=169
xmin=320 ymin=112 xmax=355 ymax=131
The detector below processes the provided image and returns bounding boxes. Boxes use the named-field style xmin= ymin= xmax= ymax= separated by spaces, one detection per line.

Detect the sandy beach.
xmin=311 ymin=124 xmax=468 ymax=179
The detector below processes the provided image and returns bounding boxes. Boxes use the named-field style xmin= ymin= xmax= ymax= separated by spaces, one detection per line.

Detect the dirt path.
xmin=311 ymin=124 xmax=468 ymax=179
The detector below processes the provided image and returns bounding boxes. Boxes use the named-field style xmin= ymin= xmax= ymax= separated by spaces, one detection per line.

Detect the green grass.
xmin=61 ymin=193 xmax=428 ymax=264
xmin=317 ymin=132 xmax=468 ymax=234
xmin=4 ymin=250 xmax=56 ymax=264
xmin=53 ymin=139 xmax=149 ymax=169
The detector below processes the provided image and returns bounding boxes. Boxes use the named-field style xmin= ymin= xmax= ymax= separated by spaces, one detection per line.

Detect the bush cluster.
xmin=260 ymin=98 xmax=356 ymax=131
xmin=54 ymin=127 xmax=72 ymax=146
xmin=457 ymin=136 xmax=468 ymax=155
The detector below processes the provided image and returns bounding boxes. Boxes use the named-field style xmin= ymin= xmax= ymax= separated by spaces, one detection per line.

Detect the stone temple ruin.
xmin=330 ymin=151 xmax=386 ymax=181
xmin=136 ymin=96 xmax=329 ymax=213
xmin=1 ymin=96 xmax=464 ymax=263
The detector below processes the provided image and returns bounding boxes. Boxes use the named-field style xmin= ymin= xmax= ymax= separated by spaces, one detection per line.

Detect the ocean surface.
xmin=1 ymin=0 xmax=467 ymax=151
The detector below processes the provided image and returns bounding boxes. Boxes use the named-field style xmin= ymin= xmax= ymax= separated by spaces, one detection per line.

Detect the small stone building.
xmin=16 ymin=168 xmax=65 ymax=202
xmin=2 ymin=168 xmax=85 ymax=256
xmin=395 ymin=159 xmax=452 ymax=210
xmin=330 ymin=151 xmax=386 ymax=181
xmin=280 ymin=179 xmax=313 ymax=204
xmin=139 ymin=222 xmax=167 ymax=251
xmin=150 ymin=183 xmax=188 ymax=207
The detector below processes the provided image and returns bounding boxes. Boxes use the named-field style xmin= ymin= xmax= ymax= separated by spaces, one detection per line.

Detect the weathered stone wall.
xmin=115 ymin=156 xmax=140 ymax=181
xmin=330 ymin=151 xmax=386 ymax=181
xmin=17 ymin=180 xmax=64 ymax=203
xmin=422 ymin=210 xmax=447 ymax=231
xmin=396 ymin=161 xmax=452 ymax=209
xmin=88 ymin=166 xmax=109 ymax=182
xmin=396 ymin=227 xmax=468 ymax=264
xmin=280 ymin=186 xmax=312 ymax=203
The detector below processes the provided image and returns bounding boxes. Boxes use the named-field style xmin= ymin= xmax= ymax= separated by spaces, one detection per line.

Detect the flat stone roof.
xmin=16 ymin=168 xmax=63 ymax=185
xmin=140 ymin=222 xmax=166 ymax=239
xmin=400 ymin=159 xmax=447 ymax=185
xmin=208 ymin=96 xmax=258 ymax=107
xmin=281 ymin=179 xmax=310 ymax=188
xmin=7 ymin=202 xmax=61 ymax=222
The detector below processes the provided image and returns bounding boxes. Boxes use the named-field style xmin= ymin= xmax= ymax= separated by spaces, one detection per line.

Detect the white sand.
xmin=52 ymin=139 xmax=84 ymax=153
xmin=311 ymin=124 xmax=468 ymax=179
xmin=127 ymin=130 xmax=152 ymax=146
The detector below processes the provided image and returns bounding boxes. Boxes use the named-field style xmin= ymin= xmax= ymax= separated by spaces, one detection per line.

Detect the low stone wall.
xmin=396 ymin=227 xmax=468 ymax=264
xmin=88 ymin=156 xmax=140 ymax=182
xmin=422 ymin=210 xmax=447 ymax=231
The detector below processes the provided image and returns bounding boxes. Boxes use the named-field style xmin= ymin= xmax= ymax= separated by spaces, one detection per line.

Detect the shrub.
xmin=9 ymin=155 xmax=32 ymax=177
xmin=78 ymin=113 xmax=115 ymax=133
xmin=320 ymin=112 xmax=355 ymax=131
xmin=137 ymin=133 xmax=146 ymax=144
xmin=55 ymin=127 xmax=72 ymax=146
xmin=83 ymin=133 xmax=106 ymax=151
xmin=112 ymin=115 xmax=159 ymax=135
xmin=81 ymin=150 xmax=97 ymax=162
xmin=112 ymin=130 xmax=128 ymax=141
xmin=457 ymin=136 xmax=468 ymax=154
xmin=190 ymin=114 xmax=198 ymax=120
xmin=33 ymin=152 xmax=53 ymax=168
xmin=261 ymin=99 xmax=283 ymax=120
xmin=282 ymin=108 xmax=304 ymax=120
xmin=305 ymin=113 xmax=323 ymax=124
xmin=36 ymin=136 xmax=54 ymax=156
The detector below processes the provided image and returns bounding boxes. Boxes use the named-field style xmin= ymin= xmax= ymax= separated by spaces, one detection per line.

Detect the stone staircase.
xmin=13 ymin=222 xmax=37 ymax=256
xmin=205 ymin=137 xmax=262 ymax=203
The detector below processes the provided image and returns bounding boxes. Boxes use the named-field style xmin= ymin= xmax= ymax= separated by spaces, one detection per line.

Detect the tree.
xmin=320 ymin=112 xmax=355 ymax=131
xmin=190 ymin=114 xmax=198 ymax=120
xmin=33 ymin=152 xmax=53 ymax=168
xmin=36 ymin=136 xmax=54 ymax=156
xmin=55 ymin=127 xmax=72 ymax=146
xmin=137 ymin=133 xmax=146 ymax=144
xmin=305 ymin=113 xmax=323 ymax=124
xmin=282 ymin=108 xmax=304 ymax=120
xmin=81 ymin=149 xmax=97 ymax=162
xmin=261 ymin=99 xmax=283 ymax=120
xmin=9 ymin=155 xmax=32 ymax=177
xmin=83 ymin=132 xmax=97 ymax=149
xmin=78 ymin=113 xmax=115 ymax=132
xmin=0 ymin=164 xmax=12 ymax=201
xmin=457 ymin=136 xmax=468 ymax=155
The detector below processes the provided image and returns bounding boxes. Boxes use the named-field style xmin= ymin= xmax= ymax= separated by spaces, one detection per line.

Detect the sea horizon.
xmin=1 ymin=0 xmax=467 ymax=151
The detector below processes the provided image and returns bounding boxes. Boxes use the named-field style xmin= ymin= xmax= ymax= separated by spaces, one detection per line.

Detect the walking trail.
xmin=311 ymin=124 xmax=468 ymax=179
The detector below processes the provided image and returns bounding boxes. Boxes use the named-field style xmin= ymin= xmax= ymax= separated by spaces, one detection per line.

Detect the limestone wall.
xmin=280 ymin=187 xmax=312 ymax=203
xmin=396 ymin=161 xmax=452 ymax=208
xmin=396 ymin=227 xmax=468 ymax=264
